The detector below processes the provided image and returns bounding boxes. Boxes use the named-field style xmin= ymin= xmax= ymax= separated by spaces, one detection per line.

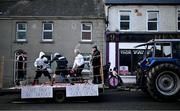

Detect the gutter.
xmin=0 ymin=16 xmax=105 ymax=20
xmin=105 ymin=3 xmax=180 ymax=6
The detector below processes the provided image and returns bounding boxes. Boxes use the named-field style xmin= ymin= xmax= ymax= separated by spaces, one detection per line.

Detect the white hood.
xmin=54 ymin=52 xmax=60 ymax=57
xmin=34 ymin=51 xmax=47 ymax=68
xmin=39 ymin=51 xmax=45 ymax=59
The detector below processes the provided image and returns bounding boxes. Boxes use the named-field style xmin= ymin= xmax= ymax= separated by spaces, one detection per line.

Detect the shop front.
xmin=106 ymin=32 xmax=180 ymax=75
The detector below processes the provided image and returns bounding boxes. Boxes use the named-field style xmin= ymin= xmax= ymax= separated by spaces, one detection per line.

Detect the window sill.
xmin=146 ymin=30 xmax=158 ymax=32
xmin=79 ymin=41 xmax=94 ymax=44
xmin=40 ymin=40 xmax=55 ymax=44
xmin=14 ymin=40 xmax=28 ymax=43
xmin=120 ymin=30 xmax=131 ymax=31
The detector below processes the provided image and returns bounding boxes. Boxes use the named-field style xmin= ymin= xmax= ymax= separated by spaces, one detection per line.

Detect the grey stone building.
xmin=0 ymin=0 xmax=105 ymax=87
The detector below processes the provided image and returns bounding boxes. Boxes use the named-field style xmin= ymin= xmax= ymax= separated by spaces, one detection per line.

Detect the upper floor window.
xmin=16 ymin=23 xmax=27 ymax=42
xmin=119 ymin=10 xmax=131 ymax=31
xmin=177 ymin=10 xmax=180 ymax=31
xmin=42 ymin=23 xmax=53 ymax=42
xmin=147 ymin=11 xmax=159 ymax=31
xmin=81 ymin=23 xmax=92 ymax=41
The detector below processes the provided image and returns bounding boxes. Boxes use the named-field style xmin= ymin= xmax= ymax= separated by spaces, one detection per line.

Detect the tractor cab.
xmin=136 ymin=39 xmax=180 ymax=70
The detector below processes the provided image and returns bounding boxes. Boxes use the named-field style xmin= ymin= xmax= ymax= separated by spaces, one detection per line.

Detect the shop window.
xmin=147 ymin=11 xmax=159 ymax=31
xmin=119 ymin=49 xmax=145 ymax=75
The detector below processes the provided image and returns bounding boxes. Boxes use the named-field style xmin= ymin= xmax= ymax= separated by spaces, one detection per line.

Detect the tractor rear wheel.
xmin=147 ymin=63 xmax=180 ymax=101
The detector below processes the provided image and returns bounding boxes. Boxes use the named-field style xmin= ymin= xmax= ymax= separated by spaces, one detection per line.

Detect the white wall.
xmin=109 ymin=43 xmax=116 ymax=70
xmin=106 ymin=5 xmax=180 ymax=32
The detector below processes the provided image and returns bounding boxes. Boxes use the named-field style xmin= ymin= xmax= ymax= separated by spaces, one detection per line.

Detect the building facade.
xmin=0 ymin=0 xmax=105 ymax=87
xmin=105 ymin=0 xmax=180 ymax=75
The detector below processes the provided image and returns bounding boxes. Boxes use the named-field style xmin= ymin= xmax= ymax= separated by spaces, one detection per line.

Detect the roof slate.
xmin=0 ymin=0 xmax=104 ymax=17
xmin=105 ymin=0 xmax=180 ymax=5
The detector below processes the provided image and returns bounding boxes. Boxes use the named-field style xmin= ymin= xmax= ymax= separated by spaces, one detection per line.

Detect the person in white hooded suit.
xmin=33 ymin=51 xmax=52 ymax=85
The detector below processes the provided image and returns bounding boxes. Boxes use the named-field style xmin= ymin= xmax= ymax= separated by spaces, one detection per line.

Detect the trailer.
xmin=0 ymin=52 xmax=105 ymax=102
xmin=1 ymin=82 xmax=104 ymax=102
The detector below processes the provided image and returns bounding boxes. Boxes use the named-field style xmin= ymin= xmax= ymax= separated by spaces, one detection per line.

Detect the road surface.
xmin=0 ymin=89 xmax=180 ymax=110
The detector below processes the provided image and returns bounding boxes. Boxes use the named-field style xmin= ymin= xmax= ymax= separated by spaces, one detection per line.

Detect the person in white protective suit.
xmin=72 ymin=49 xmax=85 ymax=78
xmin=32 ymin=51 xmax=52 ymax=85
xmin=70 ymin=49 xmax=85 ymax=83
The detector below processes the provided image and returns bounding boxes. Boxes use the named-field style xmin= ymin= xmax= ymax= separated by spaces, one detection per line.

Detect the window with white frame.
xmin=42 ymin=23 xmax=53 ymax=41
xmin=177 ymin=10 xmax=180 ymax=31
xmin=16 ymin=23 xmax=27 ymax=41
xmin=119 ymin=10 xmax=131 ymax=31
xmin=81 ymin=23 xmax=92 ymax=41
xmin=81 ymin=53 xmax=91 ymax=73
xmin=147 ymin=11 xmax=159 ymax=31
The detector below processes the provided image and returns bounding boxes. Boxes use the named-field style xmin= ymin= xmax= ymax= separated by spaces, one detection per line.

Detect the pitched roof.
xmin=0 ymin=1 xmax=17 ymax=15
xmin=0 ymin=0 xmax=104 ymax=18
xmin=105 ymin=0 xmax=180 ymax=5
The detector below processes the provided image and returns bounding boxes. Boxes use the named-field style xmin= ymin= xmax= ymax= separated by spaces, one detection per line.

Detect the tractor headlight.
xmin=146 ymin=59 xmax=150 ymax=65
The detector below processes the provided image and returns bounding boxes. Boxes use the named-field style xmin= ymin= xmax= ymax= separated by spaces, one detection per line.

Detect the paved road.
xmin=0 ymin=89 xmax=180 ymax=110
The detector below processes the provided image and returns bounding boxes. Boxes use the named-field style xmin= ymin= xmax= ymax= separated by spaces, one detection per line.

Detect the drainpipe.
xmin=105 ymin=5 xmax=112 ymax=28
xmin=105 ymin=5 xmax=112 ymax=65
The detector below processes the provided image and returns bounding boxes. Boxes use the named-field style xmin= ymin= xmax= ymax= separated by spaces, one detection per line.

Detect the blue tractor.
xmin=136 ymin=39 xmax=180 ymax=101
